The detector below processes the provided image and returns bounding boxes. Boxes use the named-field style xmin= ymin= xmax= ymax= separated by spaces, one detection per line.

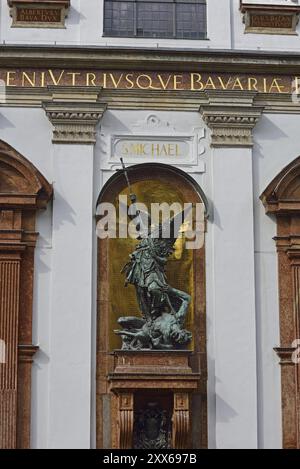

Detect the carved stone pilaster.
xmin=0 ymin=253 xmax=21 ymax=449
xmin=200 ymin=91 xmax=264 ymax=148
xmin=43 ymin=87 xmax=107 ymax=144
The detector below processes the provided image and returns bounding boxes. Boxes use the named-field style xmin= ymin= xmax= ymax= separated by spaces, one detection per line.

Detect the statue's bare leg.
xmin=148 ymin=281 xmax=164 ymax=316
xmin=166 ymin=287 xmax=191 ymax=325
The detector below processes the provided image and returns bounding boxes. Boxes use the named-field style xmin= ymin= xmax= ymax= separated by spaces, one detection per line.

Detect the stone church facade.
xmin=0 ymin=0 xmax=300 ymax=449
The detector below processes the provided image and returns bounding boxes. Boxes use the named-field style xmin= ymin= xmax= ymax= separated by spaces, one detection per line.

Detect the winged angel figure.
xmin=114 ymin=160 xmax=192 ymax=351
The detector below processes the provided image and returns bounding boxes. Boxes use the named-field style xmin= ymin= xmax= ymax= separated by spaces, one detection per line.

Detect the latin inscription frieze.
xmin=1 ymin=68 xmax=300 ymax=94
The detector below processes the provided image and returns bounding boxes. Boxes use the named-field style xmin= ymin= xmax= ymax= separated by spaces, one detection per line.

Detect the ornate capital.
xmin=199 ymin=91 xmax=264 ymax=148
xmin=43 ymin=87 xmax=107 ymax=144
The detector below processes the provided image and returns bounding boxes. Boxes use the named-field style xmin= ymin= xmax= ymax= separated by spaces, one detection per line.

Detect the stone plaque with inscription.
xmin=8 ymin=0 xmax=70 ymax=28
xmin=110 ymin=135 xmax=204 ymax=170
xmin=240 ymin=3 xmax=300 ymax=34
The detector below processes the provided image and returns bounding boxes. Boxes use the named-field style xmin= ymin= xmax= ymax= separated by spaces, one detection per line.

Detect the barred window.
xmin=103 ymin=0 xmax=207 ymax=39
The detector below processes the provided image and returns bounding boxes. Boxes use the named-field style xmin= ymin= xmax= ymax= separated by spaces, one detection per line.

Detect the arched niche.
xmin=261 ymin=156 xmax=300 ymax=449
xmin=0 ymin=140 xmax=52 ymax=449
xmin=96 ymin=163 xmax=208 ymax=449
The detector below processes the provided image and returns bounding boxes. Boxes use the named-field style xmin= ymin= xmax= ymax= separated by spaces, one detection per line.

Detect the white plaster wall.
xmin=2 ymin=0 xmax=300 ymax=52
xmin=0 ymin=0 xmax=225 ymax=49
xmin=1 ymin=105 xmax=300 ymax=448
xmin=233 ymin=0 xmax=300 ymax=51
xmin=0 ymin=0 xmax=81 ymax=45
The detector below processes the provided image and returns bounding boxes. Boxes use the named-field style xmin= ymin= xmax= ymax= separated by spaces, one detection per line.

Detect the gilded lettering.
xmin=248 ymin=77 xmax=258 ymax=91
xmin=294 ymin=76 xmax=300 ymax=95
xmin=191 ymin=73 xmax=204 ymax=91
xmin=86 ymin=73 xmax=97 ymax=87
xmin=22 ymin=72 xmax=36 ymax=87
xmin=110 ymin=73 xmax=124 ymax=89
xmin=6 ymin=71 xmax=16 ymax=87
xmin=125 ymin=74 xmax=134 ymax=89
xmin=204 ymin=76 xmax=216 ymax=90
xmin=136 ymin=74 xmax=159 ymax=90
xmin=218 ymin=76 xmax=233 ymax=90
xmin=232 ymin=77 xmax=244 ymax=90
xmin=157 ymin=74 xmax=172 ymax=90
xmin=48 ymin=69 xmax=65 ymax=86
xmin=269 ymin=78 xmax=285 ymax=93
xmin=66 ymin=72 xmax=81 ymax=86
xmin=263 ymin=78 xmax=268 ymax=93
xmin=41 ymin=71 xmax=46 ymax=87
xmin=173 ymin=75 xmax=183 ymax=90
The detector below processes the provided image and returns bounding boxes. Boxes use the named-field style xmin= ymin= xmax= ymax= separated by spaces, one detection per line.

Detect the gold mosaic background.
xmin=108 ymin=179 xmax=194 ymax=350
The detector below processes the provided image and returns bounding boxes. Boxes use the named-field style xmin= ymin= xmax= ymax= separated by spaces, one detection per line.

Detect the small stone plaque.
xmin=110 ymin=135 xmax=201 ymax=169
xmin=250 ymin=13 xmax=293 ymax=29
xmin=241 ymin=3 xmax=300 ymax=35
xmin=9 ymin=1 xmax=70 ymax=28
xmin=16 ymin=7 xmax=62 ymax=23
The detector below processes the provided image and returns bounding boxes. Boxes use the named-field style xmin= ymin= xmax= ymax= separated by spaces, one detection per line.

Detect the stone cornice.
xmin=1 ymin=87 xmax=298 ymax=113
xmin=3 ymin=44 xmax=300 ymax=73
xmin=43 ymin=87 xmax=107 ymax=144
xmin=199 ymin=91 xmax=264 ymax=147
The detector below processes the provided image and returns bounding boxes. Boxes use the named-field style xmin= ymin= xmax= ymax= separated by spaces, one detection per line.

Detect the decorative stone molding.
xmin=0 ymin=140 xmax=52 ymax=449
xmin=173 ymin=393 xmax=190 ymax=449
xmin=274 ymin=347 xmax=297 ymax=365
xmin=240 ymin=2 xmax=300 ymax=35
xmin=43 ymin=87 xmax=107 ymax=144
xmin=8 ymin=0 xmax=70 ymax=28
xmin=200 ymin=91 xmax=264 ymax=148
xmin=261 ymin=156 xmax=300 ymax=214
xmin=118 ymin=393 xmax=134 ymax=449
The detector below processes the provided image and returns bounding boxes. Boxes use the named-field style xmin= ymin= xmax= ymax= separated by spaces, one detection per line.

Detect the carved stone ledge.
xmin=43 ymin=87 xmax=106 ymax=144
xmin=199 ymin=91 xmax=263 ymax=148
